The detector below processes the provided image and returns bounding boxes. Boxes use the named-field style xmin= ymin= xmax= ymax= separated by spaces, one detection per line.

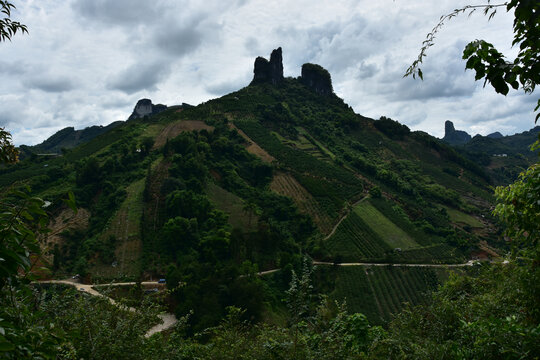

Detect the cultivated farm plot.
xmin=153 ymin=120 xmax=214 ymax=149
xmin=270 ymin=172 xmax=333 ymax=234
xmin=296 ymin=127 xmax=336 ymax=160
xmin=271 ymin=131 xmax=326 ymax=160
xmin=354 ymin=201 xmax=419 ymax=250
xmin=228 ymin=123 xmax=275 ymax=163
xmin=206 ymin=182 xmax=258 ymax=232
xmin=326 ymin=211 xmax=390 ymax=261
xmin=444 ymin=206 xmax=484 ymax=228
xmin=92 ymin=178 xmax=145 ymax=279
xmin=330 ymin=266 xmax=439 ymax=325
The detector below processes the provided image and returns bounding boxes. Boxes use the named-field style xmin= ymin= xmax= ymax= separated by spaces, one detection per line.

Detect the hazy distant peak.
xmin=442 ymin=120 xmax=471 ymax=145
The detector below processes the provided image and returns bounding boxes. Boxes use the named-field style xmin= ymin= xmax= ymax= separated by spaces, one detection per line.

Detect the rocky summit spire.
xmin=300 ymin=63 xmax=333 ymax=96
xmin=128 ymin=98 xmax=167 ymax=120
xmin=444 ymin=120 xmax=455 ymax=134
xmin=251 ymin=47 xmax=284 ymax=85
xmin=442 ymin=120 xmax=471 ymax=145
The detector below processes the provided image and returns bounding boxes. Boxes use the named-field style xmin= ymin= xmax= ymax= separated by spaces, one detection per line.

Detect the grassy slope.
xmin=206 ymin=182 xmax=258 ymax=232
xmin=92 ymin=177 xmax=145 ymax=280
xmin=353 ymin=201 xmax=418 ymax=249
xmin=0 ymin=77 xmax=505 ymax=326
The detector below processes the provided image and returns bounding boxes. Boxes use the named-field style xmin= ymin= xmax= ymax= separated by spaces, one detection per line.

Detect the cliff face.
xmin=251 ymin=47 xmax=284 ymax=85
xmin=128 ymin=99 xmax=167 ymax=120
xmin=250 ymin=47 xmax=333 ymax=97
xmin=300 ymin=63 xmax=333 ymax=96
xmin=443 ymin=120 xmax=471 ymax=145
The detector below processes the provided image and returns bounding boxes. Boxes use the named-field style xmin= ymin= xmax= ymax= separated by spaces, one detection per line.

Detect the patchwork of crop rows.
xmin=235 ymin=119 xmax=363 ymax=219
xmin=397 ymin=243 xmax=466 ymax=264
xmin=326 ymin=210 xmax=391 ymax=261
xmin=354 ymin=201 xmax=419 ymax=249
xmin=331 ymin=266 xmax=439 ymax=325
xmin=270 ymin=172 xmax=333 ymax=234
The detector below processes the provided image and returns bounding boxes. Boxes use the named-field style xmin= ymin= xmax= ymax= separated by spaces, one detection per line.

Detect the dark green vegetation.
xmin=3 ymin=8 xmax=540 ymax=351
xmin=0 ymin=69 xmax=506 ymax=333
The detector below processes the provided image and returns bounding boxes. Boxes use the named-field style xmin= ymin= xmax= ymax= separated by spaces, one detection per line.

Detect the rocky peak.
xmin=442 ymin=120 xmax=472 ymax=145
xmin=487 ymin=131 xmax=503 ymax=139
xmin=300 ymin=63 xmax=333 ymax=96
xmin=128 ymin=98 xmax=167 ymax=120
xmin=251 ymin=47 xmax=284 ymax=85
xmin=445 ymin=120 xmax=455 ymax=134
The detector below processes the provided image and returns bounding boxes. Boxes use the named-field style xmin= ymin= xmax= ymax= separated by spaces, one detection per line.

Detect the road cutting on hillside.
xmin=38 ymin=279 xmax=177 ymax=337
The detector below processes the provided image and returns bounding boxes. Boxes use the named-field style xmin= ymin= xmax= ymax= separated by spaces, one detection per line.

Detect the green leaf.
xmin=63 ymin=190 xmax=77 ymax=214
xmin=0 ymin=337 xmax=14 ymax=351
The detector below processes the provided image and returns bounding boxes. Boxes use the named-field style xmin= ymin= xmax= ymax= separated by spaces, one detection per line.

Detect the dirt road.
xmin=37 ymin=279 xmax=177 ymax=337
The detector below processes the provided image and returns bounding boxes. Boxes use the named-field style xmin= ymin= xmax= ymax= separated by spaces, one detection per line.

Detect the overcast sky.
xmin=1 ymin=0 xmax=536 ymax=145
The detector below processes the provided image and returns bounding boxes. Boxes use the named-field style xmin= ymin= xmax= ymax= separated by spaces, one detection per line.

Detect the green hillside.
xmin=0 ymin=53 xmax=507 ymax=332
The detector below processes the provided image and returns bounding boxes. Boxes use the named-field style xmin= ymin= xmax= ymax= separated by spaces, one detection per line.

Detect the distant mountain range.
xmin=442 ymin=119 xmax=539 ymax=160
xmin=440 ymin=120 xmax=539 ymax=185
xmin=19 ymin=121 xmax=123 ymax=158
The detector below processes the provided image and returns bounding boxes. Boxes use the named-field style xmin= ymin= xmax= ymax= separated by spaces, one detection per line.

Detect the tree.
xmin=0 ymin=127 xmax=19 ymax=163
xmin=406 ymin=0 xmax=540 ymax=122
xmin=387 ymin=4 xmax=540 ymax=358
xmin=0 ymin=1 xmax=27 ymax=42
xmin=405 ymin=0 xmax=540 ymax=250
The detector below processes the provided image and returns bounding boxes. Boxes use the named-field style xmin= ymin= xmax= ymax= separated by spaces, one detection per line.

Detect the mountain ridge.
xmin=1 ymin=47 xmax=516 ymax=328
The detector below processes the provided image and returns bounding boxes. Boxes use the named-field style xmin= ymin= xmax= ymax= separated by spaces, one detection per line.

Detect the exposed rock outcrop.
xmin=251 ymin=47 xmax=284 ymax=85
xmin=442 ymin=120 xmax=471 ymax=145
xmin=300 ymin=63 xmax=333 ymax=96
xmin=128 ymin=99 xmax=167 ymax=120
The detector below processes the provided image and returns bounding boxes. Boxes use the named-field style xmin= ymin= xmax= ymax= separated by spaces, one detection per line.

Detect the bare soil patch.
xmin=229 ymin=123 xmax=275 ymax=163
xmin=44 ymin=208 xmax=90 ymax=258
xmin=153 ymin=120 xmax=214 ymax=149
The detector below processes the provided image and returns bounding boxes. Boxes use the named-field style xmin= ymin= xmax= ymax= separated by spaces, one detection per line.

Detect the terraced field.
xmin=354 ymin=201 xmax=419 ymax=249
xmin=444 ymin=206 xmax=484 ymax=228
xmin=330 ymin=266 xmax=441 ymax=325
xmin=270 ymin=172 xmax=333 ymax=234
xmin=326 ymin=199 xmax=467 ymax=263
xmin=326 ymin=210 xmax=390 ymax=261
xmin=92 ymin=178 xmax=145 ymax=279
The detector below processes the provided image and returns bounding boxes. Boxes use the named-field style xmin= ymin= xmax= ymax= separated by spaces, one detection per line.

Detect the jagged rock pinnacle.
xmin=442 ymin=120 xmax=472 ymax=145
xmin=128 ymin=99 xmax=167 ymax=120
xmin=251 ymin=47 xmax=284 ymax=85
xmin=300 ymin=63 xmax=333 ymax=96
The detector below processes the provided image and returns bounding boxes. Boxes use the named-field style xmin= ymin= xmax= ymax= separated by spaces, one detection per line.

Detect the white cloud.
xmin=0 ymin=0 xmax=534 ymax=146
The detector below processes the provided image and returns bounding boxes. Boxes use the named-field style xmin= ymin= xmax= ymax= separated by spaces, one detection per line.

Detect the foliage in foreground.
xmin=369 ymin=261 xmax=540 ymax=359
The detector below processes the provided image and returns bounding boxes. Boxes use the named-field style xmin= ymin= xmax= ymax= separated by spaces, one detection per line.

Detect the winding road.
xmin=38 ymin=279 xmax=177 ymax=337
xmin=37 ymin=259 xmax=481 ymax=337
xmin=312 ymin=260 xmax=479 ymax=268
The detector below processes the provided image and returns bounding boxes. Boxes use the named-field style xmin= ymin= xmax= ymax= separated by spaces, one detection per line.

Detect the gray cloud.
xmin=107 ymin=61 xmax=172 ymax=94
xmin=71 ymin=0 xmax=163 ymax=26
xmin=153 ymin=20 xmax=208 ymax=57
xmin=24 ymin=75 xmax=75 ymax=93
xmin=374 ymin=42 xmax=476 ymax=102
xmin=244 ymin=37 xmax=262 ymax=56
xmin=1 ymin=0 xmax=535 ymax=146
xmin=0 ymin=60 xmax=29 ymax=75
xmin=355 ymin=61 xmax=378 ymax=80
